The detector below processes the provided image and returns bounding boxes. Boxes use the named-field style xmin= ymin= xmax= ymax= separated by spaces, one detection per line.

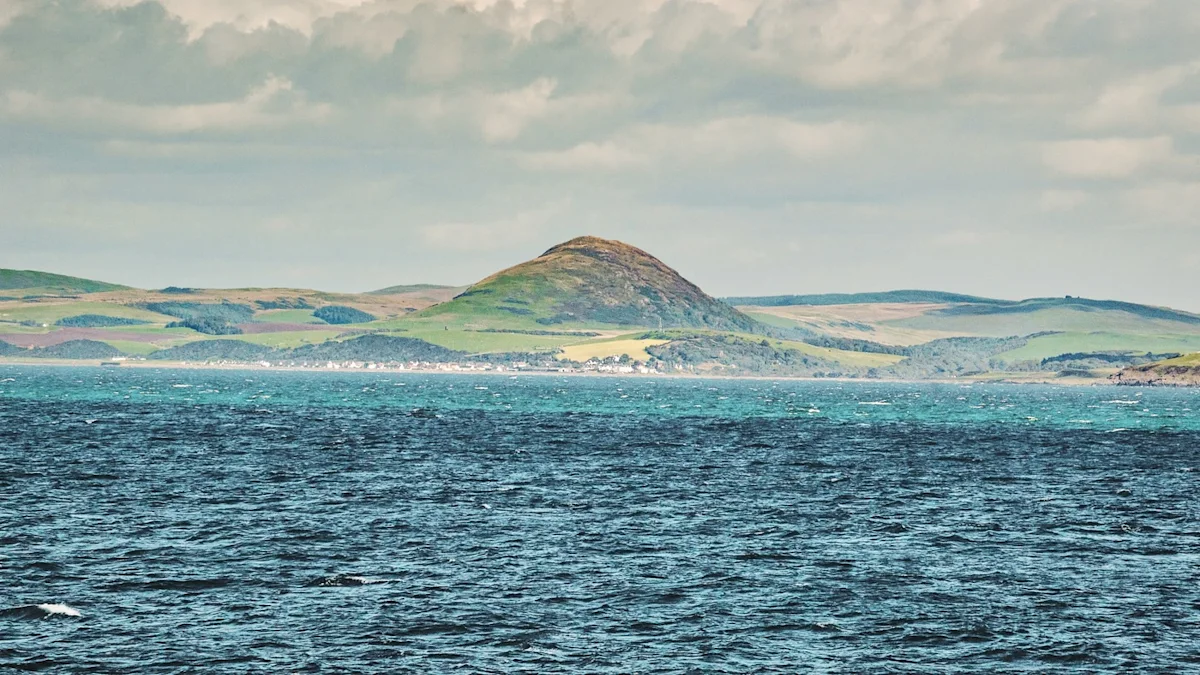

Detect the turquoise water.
xmin=1 ymin=366 xmax=1197 ymax=430
xmin=2 ymin=366 xmax=1198 ymax=672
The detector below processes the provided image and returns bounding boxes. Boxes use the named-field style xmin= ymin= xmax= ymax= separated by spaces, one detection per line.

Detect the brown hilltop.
xmin=420 ymin=236 xmax=762 ymax=331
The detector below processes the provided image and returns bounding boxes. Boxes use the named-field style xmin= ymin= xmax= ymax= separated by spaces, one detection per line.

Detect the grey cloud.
xmin=0 ymin=0 xmax=1197 ymax=308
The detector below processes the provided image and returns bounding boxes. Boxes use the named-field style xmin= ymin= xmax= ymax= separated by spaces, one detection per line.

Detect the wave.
xmin=0 ymin=603 xmax=83 ymax=619
xmin=307 ymin=574 xmax=390 ymax=587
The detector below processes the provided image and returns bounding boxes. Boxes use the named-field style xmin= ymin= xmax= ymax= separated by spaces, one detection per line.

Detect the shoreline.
xmin=0 ymin=357 xmax=1131 ymax=387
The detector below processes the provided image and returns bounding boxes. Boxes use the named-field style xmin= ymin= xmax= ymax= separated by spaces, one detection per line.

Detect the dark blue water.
xmin=2 ymin=366 xmax=1198 ymax=672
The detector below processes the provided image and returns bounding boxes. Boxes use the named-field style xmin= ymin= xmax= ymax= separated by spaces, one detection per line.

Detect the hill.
xmin=4 ymin=243 xmax=1200 ymax=380
xmin=1111 ymin=353 xmax=1200 ymax=387
xmin=725 ymin=290 xmax=1003 ymax=307
xmin=0 ymin=269 xmax=128 ymax=295
xmin=416 ymin=236 xmax=763 ymax=332
xmin=369 ymin=284 xmax=456 ymax=295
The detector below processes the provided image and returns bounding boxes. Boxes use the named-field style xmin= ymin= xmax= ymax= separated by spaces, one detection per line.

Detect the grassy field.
xmin=0 ymin=323 xmax=52 ymax=335
xmin=100 ymin=340 xmax=177 ymax=356
xmin=993 ymin=332 xmax=1200 ymax=363
xmin=0 ymin=301 xmax=175 ymax=324
xmin=769 ymin=338 xmax=906 ymax=368
xmin=394 ymin=328 xmax=587 ymax=354
xmin=558 ymin=338 xmax=669 ymax=362
xmin=1155 ymin=353 xmax=1200 ymax=367
xmin=251 ymin=309 xmax=322 ymax=324
xmin=743 ymin=306 xmax=957 ymax=346
xmin=98 ymin=325 xmax=197 ymax=337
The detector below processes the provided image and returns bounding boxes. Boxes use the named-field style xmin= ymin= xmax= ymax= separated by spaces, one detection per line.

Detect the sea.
xmin=1 ymin=365 xmax=1198 ymax=673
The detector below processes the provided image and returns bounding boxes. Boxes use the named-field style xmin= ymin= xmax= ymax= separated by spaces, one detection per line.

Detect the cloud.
xmin=1041 ymin=136 xmax=1176 ymax=179
xmin=92 ymin=0 xmax=374 ymax=37
xmin=1 ymin=76 xmax=330 ymax=134
xmin=0 ymin=0 xmax=1198 ymax=308
xmin=1080 ymin=63 xmax=1200 ymax=132
xmin=523 ymin=117 xmax=867 ymax=171
xmin=523 ymin=141 xmax=649 ymax=171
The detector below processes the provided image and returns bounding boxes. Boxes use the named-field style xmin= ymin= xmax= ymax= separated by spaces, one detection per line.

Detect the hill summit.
xmin=0 ymin=269 xmax=128 ymax=295
xmin=421 ymin=236 xmax=761 ymax=332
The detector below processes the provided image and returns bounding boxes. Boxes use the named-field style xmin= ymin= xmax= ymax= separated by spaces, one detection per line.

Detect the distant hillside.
xmin=1112 ymin=353 xmax=1200 ymax=387
xmin=369 ymin=284 xmax=456 ymax=295
xmin=932 ymin=297 xmax=1200 ymax=325
xmin=0 ymin=269 xmax=128 ymax=295
xmin=728 ymin=290 xmax=1200 ymax=326
xmin=419 ymin=236 xmax=763 ymax=332
xmin=725 ymin=290 xmax=1004 ymax=307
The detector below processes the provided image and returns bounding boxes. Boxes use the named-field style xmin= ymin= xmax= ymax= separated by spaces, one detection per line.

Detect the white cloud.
xmin=0 ymin=0 xmax=36 ymax=29
xmin=392 ymin=79 xmax=626 ymax=144
xmin=522 ymin=141 xmax=649 ymax=171
xmin=1 ymin=76 xmax=329 ymax=134
xmin=479 ymin=78 xmax=557 ymax=143
xmin=1081 ymin=63 xmax=1200 ymax=132
xmin=524 ymin=117 xmax=867 ymax=171
xmin=91 ymin=0 xmax=374 ymax=37
xmin=1041 ymin=136 xmax=1176 ymax=179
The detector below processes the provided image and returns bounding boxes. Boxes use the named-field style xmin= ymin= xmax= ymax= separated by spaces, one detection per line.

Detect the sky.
xmin=1 ymin=0 xmax=1198 ymax=309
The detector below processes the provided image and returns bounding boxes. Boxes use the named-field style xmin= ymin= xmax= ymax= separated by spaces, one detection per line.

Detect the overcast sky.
xmin=1 ymin=0 xmax=1198 ymax=308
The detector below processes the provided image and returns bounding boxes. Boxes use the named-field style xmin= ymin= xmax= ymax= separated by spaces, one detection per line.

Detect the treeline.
xmin=142 ymin=301 xmax=255 ymax=335
xmin=0 ymin=339 xmax=121 ymax=359
xmin=885 ymin=336 xmax=1028 ymax=379
xmin=148 ymin=335 xmax=464 ymax=364
xmin=640 ymin=332 xmax=851 ymax=377
xmin=256 ymin=297 xmax=313 ymax=310
xmin=1006 ymin=351 xmax=1182 ymax=373
xmin=56 ymin=315 xmax=150 ymax=328
xmin=313 ymin=306 xmax=376 ymax=325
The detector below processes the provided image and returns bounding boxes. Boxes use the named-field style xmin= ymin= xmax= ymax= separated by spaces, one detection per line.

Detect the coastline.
xmin=0 ymin=357 xmax=1131 ymax=387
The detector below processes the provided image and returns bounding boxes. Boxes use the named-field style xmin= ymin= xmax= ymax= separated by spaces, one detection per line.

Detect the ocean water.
xmin=1 ymin=366 xmax=1198 ymax=673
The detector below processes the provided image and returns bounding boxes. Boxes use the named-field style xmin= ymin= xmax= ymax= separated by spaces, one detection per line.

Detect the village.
xmin=98 ymin=354 xmax=666 ymax=376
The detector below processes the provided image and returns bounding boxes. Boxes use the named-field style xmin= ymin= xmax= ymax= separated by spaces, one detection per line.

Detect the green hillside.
xmin=1112 ymin=352 xmax=1200 ymax=386
xmin=930 ymin=297 xmax=1200 ymax=325
xmin=369 ymin=284 xmax=455 ymax=295
xmin=891 ymin=305 xmax=1200 ymax=337
xmin=0 ymin=269 xmax=129 ymax=295
xmin=415 ymin=236 xmax=763 ymax=333
xmin=4 ymin=243 xmax=1200 ymax=383
xmin=726 ymin=290 xmax=1003 ymax=306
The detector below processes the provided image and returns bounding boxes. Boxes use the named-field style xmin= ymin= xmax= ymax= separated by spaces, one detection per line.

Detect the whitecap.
xmin=310 ymin=574 xmax=389 ymax=587
xmin=1103 ymin=400 xmax=1139 ymax=405
xmin=858 ymin=401 xmax=891 ymax=406
xmin=38 ymin=603 xmax=82 ymax=617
